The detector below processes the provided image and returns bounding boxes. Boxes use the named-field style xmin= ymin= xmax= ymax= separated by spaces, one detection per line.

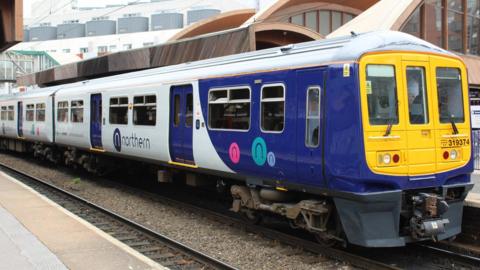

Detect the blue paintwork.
xmin=90 ymin=94 xmax=103 ymax=148
xmin=169 ymin=85 xmax=194 ymax=164
xmin=199 ymin=63 xmax=473 ymax=194
xmin=295 ymin=68 xmax=326 ymax=186
xmin=17 ymin=102 xmax=23 ymax=137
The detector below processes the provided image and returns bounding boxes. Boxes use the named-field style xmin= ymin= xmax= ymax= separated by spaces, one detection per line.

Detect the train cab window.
xmin=185 ymin=93 xmax=193 ymax=127
xmin=261 ymin=84 xmax=285 ymax=132
xmin=7 ymin=106 xmax=14 ymax=121
xmin=26 ymin=104 xmax=35 ymax=122
xmin=71 ymin=100 xmax=84 ymax=123
xmin=208 ymin=88 xmax=250 ymax=131
xmin=406 ymin=67 xmax=429 ymax=124
xmin=133 ymin=95 xmax=156 ymax=126
xmin=36 ymin=103 xmax=46 ymax=122
xmin=436 ymin=67 xmax=465 ymax=123
xmin=366 ymin=65 xmax=399 ymax=125
xmin=1 ymin=106 xmax=6 ymax=120
xmin=57 ymin=101 xmax=68 ymax=122
xmin=109 ymin=97 xmax=128 ymax=125
xmin=306 ymin=87 xmax=321 ymax=147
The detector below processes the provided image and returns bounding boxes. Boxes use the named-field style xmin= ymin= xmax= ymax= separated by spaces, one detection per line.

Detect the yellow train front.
xmin=328 ymin=40 xmax=473 ymax=247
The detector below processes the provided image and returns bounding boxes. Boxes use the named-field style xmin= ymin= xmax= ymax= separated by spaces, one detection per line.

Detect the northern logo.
xmin=113 ymin=128 xmax=151 ymax=152
xmin=113 ymin=128 xmax=122 ymax=152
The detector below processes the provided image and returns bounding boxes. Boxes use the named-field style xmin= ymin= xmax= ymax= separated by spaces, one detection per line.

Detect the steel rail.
xmin=0 ymin=160 xmax=398 ymax=270
xmin=0 ymin=162 xmax=238 ymax=270
xmin=417 ymin=243 xmax=480 ymax=267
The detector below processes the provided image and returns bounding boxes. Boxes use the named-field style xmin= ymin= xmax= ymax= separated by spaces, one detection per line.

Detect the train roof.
xmin=3 ymin=31 xmax=457 ymax=99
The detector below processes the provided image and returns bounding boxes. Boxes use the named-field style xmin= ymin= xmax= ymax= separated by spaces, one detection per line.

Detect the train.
xmin=0 ymin=31 xmax=473 ymax=247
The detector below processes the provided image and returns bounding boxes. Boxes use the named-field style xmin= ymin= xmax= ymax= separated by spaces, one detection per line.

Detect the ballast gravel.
xmin=0 ymin=152 xmax=353 ymax=270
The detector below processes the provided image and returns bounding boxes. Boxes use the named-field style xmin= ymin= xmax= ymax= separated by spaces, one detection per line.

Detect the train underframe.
xmin=0 ymin=137 xmax=472 ymax=247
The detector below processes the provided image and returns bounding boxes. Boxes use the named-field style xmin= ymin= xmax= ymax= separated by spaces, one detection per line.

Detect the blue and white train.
xmin=0 ymin=31 xmax=474 ymax=247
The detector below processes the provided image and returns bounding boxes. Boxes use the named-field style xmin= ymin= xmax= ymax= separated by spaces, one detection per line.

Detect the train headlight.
xmin=450 ymin=150 xmax=458 ymax=160
xmin=383 ymin=154 xmax=391 ymax=164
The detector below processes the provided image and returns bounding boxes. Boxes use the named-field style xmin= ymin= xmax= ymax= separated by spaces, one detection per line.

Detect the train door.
xmin=295 ymin=68 xmax=325 ymax=186
xmin=401 ymin=61 xmax=436 ymax=175
xmin=169 ymin=85 xmax=195 ymax=165
xmin=17 ymin=101 xmax=23 ymax=137
xmin=90 ymin=93 xmax=103 ymax=149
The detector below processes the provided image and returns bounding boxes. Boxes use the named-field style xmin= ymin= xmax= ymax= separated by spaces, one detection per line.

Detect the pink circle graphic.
xmin=229 ymin=143 xmax=241 ymax=164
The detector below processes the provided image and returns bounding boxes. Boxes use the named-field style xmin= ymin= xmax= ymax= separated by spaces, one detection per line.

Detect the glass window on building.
xmin=425 ymin=0 xmax=444 ymax=47
xmin=98 ymin=46 xmax=108 ymax=53
xmin=402 ymin=5 xmax=421 ymax=38
xmin=332 ymin=11 xmax=342 ymax=31
xmin=305 ymin=11 xmax=317 ymax=32
xmin=448 ymin=8 xmax=464 ymax=52
xmin=468 ymin=0 xmax=480 ymax=55
xmin=319 ymin=11 xmax=331 ymax=36
xmin=291 ymin=14 xmax=304 ymax=26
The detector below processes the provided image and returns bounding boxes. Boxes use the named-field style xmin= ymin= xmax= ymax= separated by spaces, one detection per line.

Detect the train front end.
xmin=342 ymin=51 xmax=473 ymax=247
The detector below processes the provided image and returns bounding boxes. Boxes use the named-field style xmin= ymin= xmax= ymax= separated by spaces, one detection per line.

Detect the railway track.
xmin=0 ymin=163 xmax=237 ymax=270
xmin=2 ymin=159 xmax=480 ymax=269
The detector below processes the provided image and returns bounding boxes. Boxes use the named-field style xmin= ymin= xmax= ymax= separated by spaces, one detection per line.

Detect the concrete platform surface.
xmin=466 ymin=173 xmax=480 ymax=207
xmin=0 ymin=170 xmax=165 ymax=270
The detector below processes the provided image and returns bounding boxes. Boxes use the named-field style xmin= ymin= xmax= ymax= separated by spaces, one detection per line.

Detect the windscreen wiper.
xmin=447 ymin=113 xmax=459 ymax=135
xmin=450 ymin=119 xmax=459 ymax=135
xmin=384 ymin=123 xmax=393 ymax=137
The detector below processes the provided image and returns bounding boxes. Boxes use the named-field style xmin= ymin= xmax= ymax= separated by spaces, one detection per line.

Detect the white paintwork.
xmin=191 ymin=81 xmax=234 ymax=173
xmin=54 ymin=91 xmax=91 ymax=149
xmin=0 ymin=100 xmax=18 ymax=139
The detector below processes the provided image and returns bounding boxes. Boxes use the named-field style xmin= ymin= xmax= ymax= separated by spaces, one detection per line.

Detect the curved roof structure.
xmin=243 ymin=0 xmax=376 ymax=26
xmin=169 ymin=9 xmax=256 ymax=42
xmin=327 ymin=0 xmax=419 ymax=38
xmin=253 ymin=22 xmax=323 ymax=49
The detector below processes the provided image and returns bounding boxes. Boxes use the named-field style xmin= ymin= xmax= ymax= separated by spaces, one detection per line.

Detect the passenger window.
xmin=57 ymin=101 xmax=69 ymax=122
xmin=261 ymin=85 xmax=285 ymax=132
xmin=109 ymin=97 xmax=128 ymax=125
xmin=26 ymin=104 xmax=35 ymax=122
xmin=436 ymin=67 xmax=464 ymax=123
xmin=133 ymin=95 xmax=156 ymax=126
xmin=173 ymin=95 xmax=180 ymax=127
xmin=1 ymin=106 xmax=6 ymax=121
xmin=208 ymin=88 xmax=250 ymax=131
xmin=366 ymin=65 xmax=399 ymax=125
xmin=406 ymin=67 xmax=428 ymax=124
xmin=36 ymin=103 xmax=46 ymax=122
xmin=71 ymin=100 xmax=84 ymax=123
xmin=7 ymin=106 xmax=14 ymax=121
xmin=306 ymin=87 xmax=321 ymax=147
xmin=185 ymin=94 xmax=193 ymax=127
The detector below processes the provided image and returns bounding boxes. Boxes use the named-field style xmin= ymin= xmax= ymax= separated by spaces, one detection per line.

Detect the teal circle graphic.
xmin=252 ymin=137 xmax=267 ymax=166
xmin=267 ymin=152 xmax=276 ymax=167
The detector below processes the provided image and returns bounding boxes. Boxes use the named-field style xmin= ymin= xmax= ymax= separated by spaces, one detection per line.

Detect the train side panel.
xmin=54 ymin=91 xmax=92 ymax=150
xmin=0 ymin=100 xmax=18 ymax=139
xmin=20 ymin=95 xmax=53 ymax=143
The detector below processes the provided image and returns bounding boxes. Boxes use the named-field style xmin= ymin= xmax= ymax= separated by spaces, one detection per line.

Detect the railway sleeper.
xmin=231 ymin=185 xmax=334 ymax=239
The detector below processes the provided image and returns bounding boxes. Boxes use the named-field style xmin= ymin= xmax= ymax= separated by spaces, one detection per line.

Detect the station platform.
xmin=466 ymin=172 xmax=480 ymax=208
xmin=0 ymin=171 xmax=164 ymax=270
